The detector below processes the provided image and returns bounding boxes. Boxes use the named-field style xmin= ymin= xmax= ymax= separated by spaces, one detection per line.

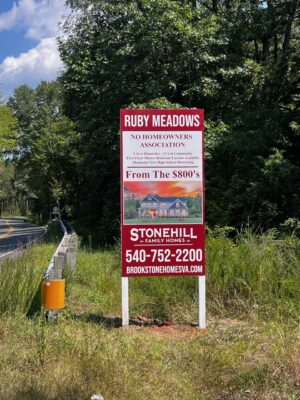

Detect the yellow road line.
xmin=0 ymin=220 xmax=14 ymax=240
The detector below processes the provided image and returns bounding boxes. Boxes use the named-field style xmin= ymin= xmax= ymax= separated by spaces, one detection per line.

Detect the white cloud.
xmin=0 ymin=0 xmax=68 ymax=40
xmin=0 ymin=37 xmax=64 ymax=95
xmin=0 ymin=1 xmax=70 ymax=96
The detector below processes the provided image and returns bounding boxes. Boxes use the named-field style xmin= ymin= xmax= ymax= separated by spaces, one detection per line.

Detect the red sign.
xmin=121 ymin=109 xmax=205 ymax=277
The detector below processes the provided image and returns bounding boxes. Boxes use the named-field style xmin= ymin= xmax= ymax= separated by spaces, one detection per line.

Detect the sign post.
xmin=122 ymin=276 xmax=129 ymax=326
xmin=120 ymin=109 xmax=205 ymax=328
xmin=199 ymin=275 xmax=206 ymax=328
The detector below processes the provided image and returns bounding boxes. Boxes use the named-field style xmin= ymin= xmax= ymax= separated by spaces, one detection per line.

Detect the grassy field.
xmin=0 ymin=229 xmax=300 ymax=399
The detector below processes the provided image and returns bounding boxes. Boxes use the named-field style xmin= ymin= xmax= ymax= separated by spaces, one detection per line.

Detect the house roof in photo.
xmin=141 ymin=194 xmax=189 ymax=206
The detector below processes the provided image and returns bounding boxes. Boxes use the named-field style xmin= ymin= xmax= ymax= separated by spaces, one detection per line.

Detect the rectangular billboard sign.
xmin=121 ymin=109 xmax=205 ymax=277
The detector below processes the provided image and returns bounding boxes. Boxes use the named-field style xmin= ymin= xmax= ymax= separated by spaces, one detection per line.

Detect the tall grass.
xmin=1 ymin=228 xmax=299 ymax=321
xmin=68 ymin=229 xmax=300 ymax=322
xmin=0 ymin=244 xmax=56 ymax=315
xmin=207 ymin=229 xmax=300 ymax=317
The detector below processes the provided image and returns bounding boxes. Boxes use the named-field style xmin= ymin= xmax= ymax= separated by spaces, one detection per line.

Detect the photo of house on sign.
xmin=123 ymin=181 xmax=203 ymax=224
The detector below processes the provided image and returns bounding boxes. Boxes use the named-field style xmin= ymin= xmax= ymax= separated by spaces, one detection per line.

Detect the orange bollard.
xmin=41 ymin=279 xmax=65 ymax=309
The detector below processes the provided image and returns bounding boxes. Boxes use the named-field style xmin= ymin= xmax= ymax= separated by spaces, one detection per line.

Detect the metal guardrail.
xmin=42 ymin=220 xmax=77 ymax=312
xmin=44 ymin=220 xmax=77 ymax=280
xmin=45 ymin=220 xmax=68 ymax=279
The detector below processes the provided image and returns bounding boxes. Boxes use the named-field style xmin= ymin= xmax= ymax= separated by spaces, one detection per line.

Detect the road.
xmin=0 ymin=218 xmax=47 ymax=258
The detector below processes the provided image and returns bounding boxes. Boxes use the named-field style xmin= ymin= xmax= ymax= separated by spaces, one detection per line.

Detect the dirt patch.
xmin=124 ymin=317 xmax=207 ymax=339
xmin=146 ymin=323 xmax=206 ymax=339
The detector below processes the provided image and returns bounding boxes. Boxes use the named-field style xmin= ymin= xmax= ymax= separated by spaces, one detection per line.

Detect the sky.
xmin=124 ymin=181 xmax=202 ymax=199
xmin=0 ymin=0 xmax=69 ymax=99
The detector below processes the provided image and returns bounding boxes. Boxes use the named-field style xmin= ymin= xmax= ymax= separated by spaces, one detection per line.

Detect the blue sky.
xmin=0 ymin=0 xmax=68 ymax=99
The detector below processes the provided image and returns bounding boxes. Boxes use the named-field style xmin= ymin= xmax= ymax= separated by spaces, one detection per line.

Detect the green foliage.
xmin=8 ymin=82 xmax=79 ymax=220
xmin=128 ymin=97 xmax=183 ymax=110
xmin=0 ymin=161 xmax=27 ymax=216
xmin=0 ymin=104 xmax=17 ymax=155
xmin=0 ymin=161 xmax=15 ymax=200
xmin=58 ymin=0 xmax=227 ymax=243
xmin=56 ymin=0 xmax=300 ymax=243
xmin=202 ymin=0 xmax=300 ymax=227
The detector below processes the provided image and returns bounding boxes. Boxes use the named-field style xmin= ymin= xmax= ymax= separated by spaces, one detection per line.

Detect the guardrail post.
xmin=53 ymin=254 xmax=65 ymax=279
xmin=67 ymin=248 xmax=76 ymax=270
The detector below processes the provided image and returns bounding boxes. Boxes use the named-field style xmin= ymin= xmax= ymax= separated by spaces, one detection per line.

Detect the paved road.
xmin=0 ymin=218 xmax=47 ymax=258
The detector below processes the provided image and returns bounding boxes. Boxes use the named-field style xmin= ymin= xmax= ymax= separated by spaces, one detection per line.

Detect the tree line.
xmin=0 ymin=0 xmax=299 ymax=243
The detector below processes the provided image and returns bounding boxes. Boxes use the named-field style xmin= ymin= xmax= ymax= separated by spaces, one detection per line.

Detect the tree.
xmin=57 ymin=0 xmax=300 ymax=241
xmin=0 ymin=103 xmax=17 ymax=156
xmin=8 ymin=82 xmax=79 ymax=220
xmin=202 ymin=0 xmax=300 ymax=227
xmin=59 ymin=0 xmax=226 ymax=243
